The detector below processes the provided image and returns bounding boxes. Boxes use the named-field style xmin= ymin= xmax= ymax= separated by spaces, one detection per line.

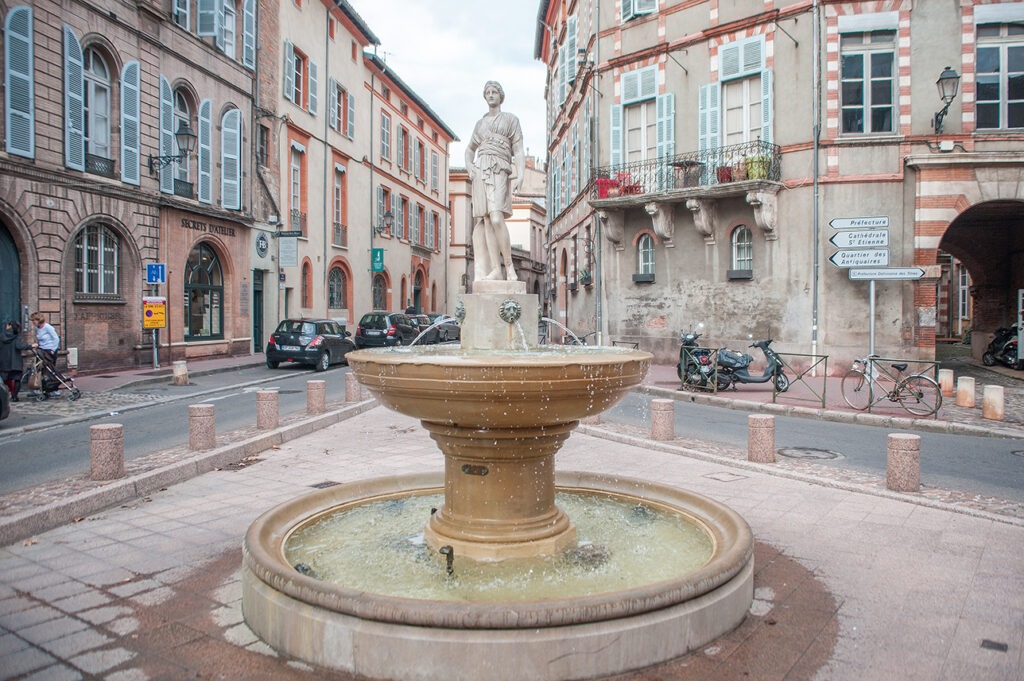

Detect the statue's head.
xmin=482 ymin=81 xmax=505 ymax=104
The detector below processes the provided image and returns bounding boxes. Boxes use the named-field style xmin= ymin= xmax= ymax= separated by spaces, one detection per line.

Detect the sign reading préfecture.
xmin=829 ymin=216 xmax=890 ymax=229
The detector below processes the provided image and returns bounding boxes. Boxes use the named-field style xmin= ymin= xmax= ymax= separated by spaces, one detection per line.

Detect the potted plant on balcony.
xmin=745 ymin=153 xmax=770 ymax=179
xmin=579 ymin=268 xmax=593 ymax=286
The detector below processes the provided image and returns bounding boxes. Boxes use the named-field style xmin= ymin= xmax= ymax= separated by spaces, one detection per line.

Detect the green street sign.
xmin=371 ymin=248 xmax=384 ymax=272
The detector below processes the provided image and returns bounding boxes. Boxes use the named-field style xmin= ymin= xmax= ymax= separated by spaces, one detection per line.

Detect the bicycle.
xmin=840 ymin=356 xmax=941 ymax=416
xmin=561 ymin=330 xmax=598 ymax=346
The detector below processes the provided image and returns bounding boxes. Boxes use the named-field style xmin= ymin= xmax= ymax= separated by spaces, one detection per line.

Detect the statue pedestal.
xmin=461 ymin=282 xmax=539 ymax=351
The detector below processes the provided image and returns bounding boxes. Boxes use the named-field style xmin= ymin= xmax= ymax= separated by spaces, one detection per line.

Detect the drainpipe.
xmin=322 ymin=12 xmax=331 ymax=312
xmin=811 ymin=0 xmax=821 ymax=367
xmin=593 ymin=0 xmax=603 ymax=346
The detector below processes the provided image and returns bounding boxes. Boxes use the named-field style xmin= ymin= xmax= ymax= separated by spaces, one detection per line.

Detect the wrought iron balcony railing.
xmin=591 ymin=140 xmax=781 ymax=201
xmin=332 ymin=222 xmax=348 ymax=247
xmin=173 ymin=178 xmax=194 ymax=199
xmin=290 ymin=210 xmax=307 ymax=236
xmin=85 ymin=153 xmax=116 ymax=179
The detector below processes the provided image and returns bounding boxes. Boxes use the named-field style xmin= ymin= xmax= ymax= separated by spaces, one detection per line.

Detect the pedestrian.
xmin=30 ymin=312 xmax=59 ymax=366
xmin=0 ymin=320 xmax=30 ymax=402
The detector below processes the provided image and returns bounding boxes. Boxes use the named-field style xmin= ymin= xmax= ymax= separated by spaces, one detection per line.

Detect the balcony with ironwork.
xmin=589 ymin=140 xmax=783 ymax=248
xmin=332 ymin=222 xmax=348 ymax=248
xmin=85 ymin=153 xmax=116 ymax=179
xmin=173 ymin=178 xmax=194 ymax=199
xmin=290 ymin=210 xmax=307 ymax=237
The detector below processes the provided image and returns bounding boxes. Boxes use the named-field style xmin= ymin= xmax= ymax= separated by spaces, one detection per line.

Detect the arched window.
xmin=301 ymin=261 xmax=313 ymax=308
xmin=637 ymin=234 xmax=654 ymax=275
xmin=184 ymin=242 xmax=223 ymax=340
xmin=173 ymin=90 xmax=191 ymax=182
xmin=372 ymin=274 xmax=386 ymax=310
xmin=731 ymin=225 xmax=753 ymax=272
xmin=328 ymin=267 xmax=347 ymax=310
xmin=83 ymin=48 xmax=111 ymax=160
xmin=222 ymin=0 xmax=237 ymax=59
xmin=74 ymin=224 xmax=119 ymax=296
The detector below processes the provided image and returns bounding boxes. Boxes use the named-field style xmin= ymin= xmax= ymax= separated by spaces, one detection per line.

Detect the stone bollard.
xmin=886 ymin=433 xmax=920 ymax=493
xmin=938 ymin=368 xmax=954 ymax=397
xmin=345 ymin=373 xmax=362 ymax=403
xmin=650 ymin=399 xmax=675 ymax=441
xmin=90 ymin=423 xmax=125 ymax=481
xmin=307 ymin=380 xmax=327 ymax=415
xmin=581 ymin=413 xmax=601 ymax=425
xmin=955 ymin=376 xmax=976 ymax=408
xmin=747 ymin=414 xmax=776 ymax=463
xmin=171 ymin=360 xmax=189 ymax=386
xmin=256 ymin=390 xmax=279 ymax=430
xmin=982 ymin=385 xmax=1005 ymax=421
xmin=189 ymin=403 xmax=216 ymax=451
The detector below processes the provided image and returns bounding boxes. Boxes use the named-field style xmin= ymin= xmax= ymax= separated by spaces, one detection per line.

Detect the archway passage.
xmin=0 ymin=223 xmax=20 ymax=326
xmin=939 ymin=200 xmax=1024 ymax=357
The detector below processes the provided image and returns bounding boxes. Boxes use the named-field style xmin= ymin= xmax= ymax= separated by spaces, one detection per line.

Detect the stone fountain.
xmin=241 ymin=281 xmax=754 ymax=681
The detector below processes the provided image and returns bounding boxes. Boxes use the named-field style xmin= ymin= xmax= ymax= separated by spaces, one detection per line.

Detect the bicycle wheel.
xmin=840 ymin=369 xmax=872 ymax=410
xmin=897 ymin=375 xmax=942 ymax=416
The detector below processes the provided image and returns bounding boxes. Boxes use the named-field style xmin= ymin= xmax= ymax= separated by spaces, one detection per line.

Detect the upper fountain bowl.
xmin=346 ymin=345 xmax=652 ymax=428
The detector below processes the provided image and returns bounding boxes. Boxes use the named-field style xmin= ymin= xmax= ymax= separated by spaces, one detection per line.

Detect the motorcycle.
xmin=982 ymin=325 xmax=1022 ymax=370
xmin=715 ymin=338 xmax=790 ymax=392
xmin=676 ymin=325 xmax=717 ymax=389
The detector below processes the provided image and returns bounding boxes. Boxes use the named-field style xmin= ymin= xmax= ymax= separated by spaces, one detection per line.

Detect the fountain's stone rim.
xmin=347 ymin=346 xmax=654 ymax=367
xmin=243 ymin=470 xmax=753 ymax=630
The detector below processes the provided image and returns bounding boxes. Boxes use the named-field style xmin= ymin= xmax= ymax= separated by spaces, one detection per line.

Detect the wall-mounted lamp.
xmin=148 ymin=120 xmax=197 ymax=174
xmin=376 ymin=210 xmax=394 ymax=235
xmin=932 ymin=66 xmax=961 ymax=134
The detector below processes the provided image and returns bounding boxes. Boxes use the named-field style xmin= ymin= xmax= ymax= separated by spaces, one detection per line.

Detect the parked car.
xmin=412 ymin=314 xmax=441 ymax=344
xmin=265 ymin=319 xmax=355 ymax=371
xmin=427 ymin=313 xmax=461 ymax=342
xmin=354 ymin=311 xmax=419 ymax=348
xmin=0 ymin=383 xmax=9 ymax=422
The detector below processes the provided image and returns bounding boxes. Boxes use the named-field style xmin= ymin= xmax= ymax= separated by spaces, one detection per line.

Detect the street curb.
xmin=638 ymin=385 xmax=1024 ymax=439
xmin=0 ymin=399 xmax=377 ymax=546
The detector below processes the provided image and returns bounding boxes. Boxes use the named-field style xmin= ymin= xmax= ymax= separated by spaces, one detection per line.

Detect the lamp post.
xmin=932 ymin=66 xmax=961 ymax=134
xmin=148 ymin=120 xmax=198 ymax=174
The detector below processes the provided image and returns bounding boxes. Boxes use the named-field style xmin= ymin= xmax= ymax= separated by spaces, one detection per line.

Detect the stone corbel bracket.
xmin=597 ymin=209 xmax=625 ymax=251
xmin=685 ymin=198 xmax=717 ymax=245
xmin=644 ymin=202 xmax=675 ymax=247
xmin=745 ymin=186 xmax=781 ymax=240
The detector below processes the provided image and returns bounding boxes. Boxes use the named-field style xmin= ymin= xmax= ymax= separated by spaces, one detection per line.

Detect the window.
xmin=637 ymin=234 xmax=654 ymax=274
xmin=958 ymin=266 xmax=970 ymax=320
xmin=976 ymin=23 xmax=1024 ymax=129
xmin=377 ymin=186 xmax=392 ymax=234
xmin=840 ymin=31 xmax=895 ymax=134
xmin=380 ymin=111 xmax=391 ymax=159
xmin=333 ymin=166 xmax=347 ymax=246
xmin=83 ymin=48 xmax=111 ymax=160
xmin=221 ymin=108 xmax=242 ymax=210
xmin=173 ymin=91 xmax=191 ymax=182
xmin=330 ymin=79 xmax=353 ymax=136
xmin=372 ymin=273 xmax=387 ymax=310
xmin=699 ymin=36 xmax=771 ymax=152
xmin=399 ymin=197 xmax=409 ymax=239
xmin=257 ymin=124 xmax=269 ymax=166
xmin=284 ymin=42 xmax=316 ymax=113
xmin=290 ymin=143 xmax=306 ymax=236
xmin=731 ymin=226 xmax=753 ymax=272
xmin=428 ymin=212 xmax=438 ymax=249
xmin=328 ymin=16 xmax=336 ymax=40
xmin=431 ymin=151 xmax=439 ymax=192
xmin=5 ymin=6 xmax=35 ymax=159
xmin=173 ymin=0 xmax=189 ymax=30
xmin=120 ymin=61 xmax=141 ymax=185
xmin=416 ymin=140 xmax=426 ymax=179
xmin=610 ymin=66 xmax=674 ymax=166
xmin=328 ymin=267 xmax=347 ymax=309
xmin=222 ymin=0 xmax=236 ymax=59
xmin=623 ymin=0 xmax=657 ymax=22
xmin=74 ymin=224 xmax=119 ymax=296
xmin=398 ymin=126 xmax=408 ymax=170
xmin=301 ymin=261 xmax=312 ymax=308
xmin=184 ymin=242 xmax=223 ymax=340
xmin=723 ymin=74 xmax=763 ymax=145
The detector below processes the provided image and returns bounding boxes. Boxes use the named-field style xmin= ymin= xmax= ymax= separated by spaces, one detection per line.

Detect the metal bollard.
xmin=747 ymin=414 xmax=775 ymax=463
xmin=256 ymin=390 xmax=279 ymax=430
xmin=189 ymin=403 xmax=216 ymax=451
xmin=307 ymin=380 xmax=327 ymax=414
xmin=650 ymin=399 xmax=675 ymax=441
xmin=938 ymin=368 xmax=954 ymax=397
xmin=171 ymin=360 xmax=189 ymax=386
xmin=955 ymin=376 xmax=976 ymax=408
xmin=90 ymin=423 xmax=125 ymax=481
xmin=982 ymin=385 xmax=1005 ymax=421
xmin=345 ymin=372 xmax=362 ymax=403
xmin=886 ymin=433 xmax=920 ymax=493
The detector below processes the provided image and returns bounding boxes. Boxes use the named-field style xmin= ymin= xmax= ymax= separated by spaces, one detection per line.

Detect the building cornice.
xmin=905 ymin=152 xmax=1024 ymax=169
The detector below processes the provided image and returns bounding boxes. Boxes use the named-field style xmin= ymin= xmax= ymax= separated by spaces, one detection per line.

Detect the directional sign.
xmin=146 ymin=263 xmax=166 ymax=285
xmin=849 ymin=267 xmax=924 ymax=281
xmin=829 ymin=216 xmax=889 ymax=230
xmin=828 ymin=248 xmax=889 ymax=268
xmin=829 ymin=229 xmax=889 ymax=248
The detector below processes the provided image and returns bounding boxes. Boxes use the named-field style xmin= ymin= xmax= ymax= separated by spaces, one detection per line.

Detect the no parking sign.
xmin=143 ymin=296 xmax=167 ymax=329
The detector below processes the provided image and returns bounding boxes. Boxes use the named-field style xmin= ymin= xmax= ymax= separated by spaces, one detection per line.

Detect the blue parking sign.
xmin=146 ymin=263 xmax=167 ymax=284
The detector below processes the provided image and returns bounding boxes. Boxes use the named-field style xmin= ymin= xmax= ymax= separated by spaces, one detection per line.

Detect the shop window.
xmin=74 ymin=224 xmax=120 ymax=298
xmin=633 ymin=233 xmax=655 ymax=283
xmin=328 ymin=267 xmax=347 ymax=309
xmin=840 ymin=31 xmax=895 ymax=134
xmin=184 ymin=242 xmax=224 ymax=340
xmin=729 ymin=226 xmax=753 ymax=279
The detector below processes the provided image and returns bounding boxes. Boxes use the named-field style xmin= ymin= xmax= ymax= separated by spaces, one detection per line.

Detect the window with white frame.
xmin=381 ymin=111 xmax=391 ymax=159
xmin=622 ymin=0 xmax=657 ymax=23
xmin=283 ymin=41 xmax=316 ymax=114
xmin=731 ymin=226 xmax=753 ymax=272
xmin=610 ymin=66 xmax=674 ymax=166
xmin=976 ymin=23 xmax=1024 ymax=129
xmin=700 ymin=36 xmax=772 ymax=153
xmin=173 ymin=90 xmax=191 ymax=182
xmin=173 ymin=0 xmax=189 ymax=30
xmin=83 ymin=47 xmax=111 ymax=160
xmin=840 ymin=31 xmax=895 ymax=134
xmin=333 ymin=168 xmax=345 ymax=237
xmin=74 ymin=224 xmax=120 ymax=296
xmin=328 ymin=267 xmax=347 ymax=309
xmin=290 ymin=145 xmax=305 ymax=236
xmin=958 ymin=267 xmax=970 ymax=320
xmin=637 ymin=233 xmax=654 ymax=275
xmin=222 ymin=0 xmax=236 ymax=59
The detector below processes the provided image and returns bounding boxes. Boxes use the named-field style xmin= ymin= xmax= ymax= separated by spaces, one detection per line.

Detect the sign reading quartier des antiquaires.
xmin=828 ymin=248 xmax=890 ymax=268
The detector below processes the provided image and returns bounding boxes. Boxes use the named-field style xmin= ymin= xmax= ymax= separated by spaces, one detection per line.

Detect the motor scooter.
xmin=715 ymin=338 xmax=790 ymax=392
xmin=676 ymin=324 xmax=716 ymax=389
xmin=982 ymin=325 xmax=1022 ymax=370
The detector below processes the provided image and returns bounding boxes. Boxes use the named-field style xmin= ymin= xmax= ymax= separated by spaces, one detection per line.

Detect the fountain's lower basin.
xmin=242 ymin=471 xmax=754 ymax=681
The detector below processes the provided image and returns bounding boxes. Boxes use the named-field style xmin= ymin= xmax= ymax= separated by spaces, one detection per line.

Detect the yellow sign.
xmin=143 ymin=296 xmax=167 ymax=329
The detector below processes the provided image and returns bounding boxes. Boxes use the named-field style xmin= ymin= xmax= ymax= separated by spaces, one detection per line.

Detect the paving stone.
xmin=0 ymin=646 xmax=57 ymax=679
xmin=0 ymin=604 xmax=65 ymax=631
xmin=52 ymin=590 xmax=112 ymax=614
xmin=68 ymin=646 xmax=136 ymax=675
xmin=18 ymin=664 xmax=84 ymax=681
xmin=39 ymin=627 xmax=113 ymax=658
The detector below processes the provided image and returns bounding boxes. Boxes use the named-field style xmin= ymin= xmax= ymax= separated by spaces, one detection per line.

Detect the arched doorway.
xmin=184 ymin=241 xmax=224 ymax=340
xmin=0 ymin=223 xmax=21 ymax=326
xmin=413 ymin=270 xmax=424 ymax=313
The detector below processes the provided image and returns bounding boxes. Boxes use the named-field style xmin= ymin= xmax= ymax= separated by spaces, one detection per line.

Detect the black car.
xmin=427 ymin=313 xmax=461 ymax=342
xmin=354 ymin=311 xmax=418 ymax=348
xmin=412 ymin=314 xmax=441 ymax=344
xmin=266 ymin=319 xmax=355 ymax=371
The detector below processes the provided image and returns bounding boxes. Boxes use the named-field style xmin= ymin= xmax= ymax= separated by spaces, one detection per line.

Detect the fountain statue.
xmin=241 ymin=83 xmax=754 ymax=681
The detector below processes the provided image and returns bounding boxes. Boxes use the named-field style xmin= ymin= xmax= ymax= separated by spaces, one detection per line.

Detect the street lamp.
xmin=148 ymin=120 xmax=198 ymax=174
xmin=932 ymin=66 xmax=961 ymax=134
xmin=376 ymin=210 xmax=394 ymax=236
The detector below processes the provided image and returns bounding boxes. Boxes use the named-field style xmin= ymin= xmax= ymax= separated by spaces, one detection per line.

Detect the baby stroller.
xmin=22 ymin=348 xmax=81 ymax=401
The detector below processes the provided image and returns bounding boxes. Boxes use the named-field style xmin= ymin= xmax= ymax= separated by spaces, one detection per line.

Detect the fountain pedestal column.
xmin=423 ymin=421 xmax=577 ymax=561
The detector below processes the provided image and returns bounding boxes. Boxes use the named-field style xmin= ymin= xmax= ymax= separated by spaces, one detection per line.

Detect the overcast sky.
xmin=347 ymin=0 xmax=548 ymax=165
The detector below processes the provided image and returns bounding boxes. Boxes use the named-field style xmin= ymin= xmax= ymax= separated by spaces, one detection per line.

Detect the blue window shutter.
xmin=5 ymin=6 xmax=34 ymax=158
xmin=120 ymin=61 xmax=141 ymax=185
xmin=558 ymin=47 xmax=567 ymax=104
xmin=622 ymin=0 xmax=634 ymax=22
xmin=198 ymin=0 xmax=217 ymax=36
xmin=636 ymin=0 xmax=657 ymax=14
xmin=308 ymin=61 xmax=318 ymax=115
xmin=64 ymin=25 xmax=85 ymax=171
xmin=215 ymin=0 xmax=225 ymax=50
xmin=656 ymin=93 xmax=674 ymax=158
xmin=609 ymin=104 xmax=623 ymax=166
xmin=760 ymin=68 xmax=773 ymax=143
xmin=159 ymin=76 xmax=174 ymax=193
xmin=221 ymin=109 xmax=241 ymax=209
xmin=328 ymin=78 xmax=338 ymax=129
xmin=376 ymin=186 xmax=384 ymax=229
xmin=397 ymin=127 xmax=405 ymax=168
xmin=346 ymin=91 xmax=355 ymax=138
xmin=242 ymin=0 xmax=255 ymax=69
xmin=198 ymin=99 xmax=212 ymax=203
xmin=566 ymin=15 xmax=577 ymax=83
xmin=698 ymin=83 xmax=720 ymax=152
xmin=283 ymin=41 xmax=294 ymax=103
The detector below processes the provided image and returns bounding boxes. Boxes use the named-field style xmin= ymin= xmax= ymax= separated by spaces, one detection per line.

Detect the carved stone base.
xmin=461 ymin=290 xmax=539 ymax=351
